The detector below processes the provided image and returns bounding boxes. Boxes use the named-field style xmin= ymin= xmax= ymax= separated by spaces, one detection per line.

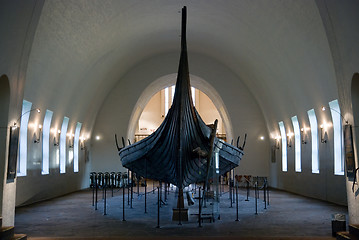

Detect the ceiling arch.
xmin=23 ymin=0 xmax=339 ymax=136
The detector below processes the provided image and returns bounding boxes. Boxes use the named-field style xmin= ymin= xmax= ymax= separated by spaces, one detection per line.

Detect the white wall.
xmin=270 ymin=118 xmax=346 ymax=205
xmin=91 ymin=52 xmax=269 ymax=177
xmin=0 ymin=0 xmax=355 ymax=226
xmin=0 ymin=0 xmax=44 ymax=225
xmin=314 ymin=0 xmax=359 ymax=223
xmin=15 ymin=113 xmax=88 ymax=206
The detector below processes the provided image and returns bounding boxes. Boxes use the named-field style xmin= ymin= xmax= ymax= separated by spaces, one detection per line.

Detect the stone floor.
xmin=14 ymin=183 xmax=347 ymax=240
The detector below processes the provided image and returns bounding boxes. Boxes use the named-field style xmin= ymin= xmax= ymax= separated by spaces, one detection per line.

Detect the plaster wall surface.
xmin=0 ymin=0 xmax=356 ymax=226
xmin=0 ymin=0 xmax=44 ymax=225
xmin=15 ymin=112 xmax=88 ymax=206
xmin=314 ymin=0 xmax=359 ymax=223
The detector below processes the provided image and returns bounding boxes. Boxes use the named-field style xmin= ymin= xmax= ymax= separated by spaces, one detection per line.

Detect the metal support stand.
xmin=104 ymin=185 xmax=107 ymax=215
xmin=145 ymin=179 xmax=147 ymax=213
xmin=203 ymin=188 xmax=207 ymax=208
xmin=156 ymin=187 xmax=160 ymax=228
xmin=137 ymin=178 xmax=140 ymax=197
xmin=198 ymin=187 xmax=202 ymax=228
xmin=235 ymin=185 xmax=239 ymax=221
xmin=130 ymin=173 xmax=133 ymax=208
xmin=159 ymin=181 xmax=162 ymax=207
xmin=232 ymin=169 xmax=235 ymax=203
xmin=165 ymin=182 xmax=167 ymax=202
xmin=229 ymin=179 xmax=233 ymax=208
xmin=127 ymin=170 xmax=130 ymax=205
xmin=122 ymin=186 xmax=126 ymax=221
xmin=229 ymin=170 xmax=232 ymax=201
xmin=267 ymin=183 xmax=270 ymax=205
xmin=179 ymin=188 xmax=182 ymax=226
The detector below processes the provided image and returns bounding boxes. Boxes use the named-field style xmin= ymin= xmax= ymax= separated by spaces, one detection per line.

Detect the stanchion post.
xmin=92 ymin=185 xmax=95 ymax=206
xmin=235 ymin=184 xmax=239 ymax=221
xmin=165 ymin=182 xmax=167 ymax=202
xmin=145 ymin=179 xmax=147 ymax=213
xmin=255 ymin=182 xmax=258 ymax=215
xmin=95 ymin=182 xmax=98 ymax=210
xmin=232 ymin=169 xmax=235 ymax=203
xmin=104 ymin=185 xmax=107 ymax=215
xmin=228 ymin=170 xmax=232 ymax=201
xmin=179 ymin=192 xmax=182 ymax=226
xmin=130 ymin=173 xmax=133 ymax=208
xmin=122 ymin=186 xmax=126 ymax=221
xmin=127 ymin=172 xmax=130 ymax=205
xmin=267 ymin=182 xmax=270 ymax=205
xmin=264 ymin=180 xmax=267 ymax=209
xmin=137 ymin=178 xmax=140 ymax=197
xmin=198 ymin=187 xmax=202 ymax=228
xmin=159 ymin=181 xmax=162 ymax=207
xmin=229 ymin=178 xmax=233 ymax=208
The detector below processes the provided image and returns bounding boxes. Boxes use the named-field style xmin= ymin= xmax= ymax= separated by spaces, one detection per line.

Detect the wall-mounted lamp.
xmin=33 ymin=124 xmax=42 ymax=143
xmin=322 ymin=106 xmax=349 ymax=125
xmin=53 ymin=129 xmax=61 ymax=146
xmin=67 ymin=132 xmax=75 ymax=148
xmin=300 ymin=127 xmax=309 ymax=144
xmin=287 ymin=132 xmax=293 ymax=148
xmin=13 ymin=108 xmax=41 ymax=128
xmin=320 ymin=122 xmax=330 ymax=143
xmin=80 ymin=136 xmax=86 ymax=150
xmin=274 ymin=135 xmax=281 ymax=149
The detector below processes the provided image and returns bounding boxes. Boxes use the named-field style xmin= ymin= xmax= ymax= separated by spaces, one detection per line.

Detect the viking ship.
xmin=117 ymin=6 xmax=244 ymax=189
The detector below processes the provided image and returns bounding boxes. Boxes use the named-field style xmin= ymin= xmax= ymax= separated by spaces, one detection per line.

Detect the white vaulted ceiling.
xmin=24 ymin=0 xmax=339 ymax=134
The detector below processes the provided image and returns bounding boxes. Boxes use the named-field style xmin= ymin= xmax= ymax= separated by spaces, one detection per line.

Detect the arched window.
xmin=18 ymin=100 xmax=32 ymax=176
xmin=308 ymin=109 xmax=319 ymax=174
xmin=278 ymin=121 xmax=287 ymax=172
xmin=60 ymin=117 xmax=69 ymax=174
xmin=42 ymin=110 xmax=53 ymax=175
xmin=73 ymin=122 xmax=82 ymax=173
xmin=291 ymin=116 xmax=301 ymax=172
xmin=329 ymin=99 xmax=344 ymax=175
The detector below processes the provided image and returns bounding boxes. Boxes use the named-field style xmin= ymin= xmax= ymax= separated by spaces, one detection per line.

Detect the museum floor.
xmin=14 ymin=183 xmax=347 ymax=240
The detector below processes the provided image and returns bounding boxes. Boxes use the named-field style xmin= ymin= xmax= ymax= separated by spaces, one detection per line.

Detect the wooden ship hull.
xmin=118 ymin=6 xmax=244 ymax=189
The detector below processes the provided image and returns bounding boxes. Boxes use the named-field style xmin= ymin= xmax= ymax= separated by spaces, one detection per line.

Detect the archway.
xmin=0 ymin=74 xmax=11 ymax=217
xmin=126 ymin=73 xmax=234 ymax=143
